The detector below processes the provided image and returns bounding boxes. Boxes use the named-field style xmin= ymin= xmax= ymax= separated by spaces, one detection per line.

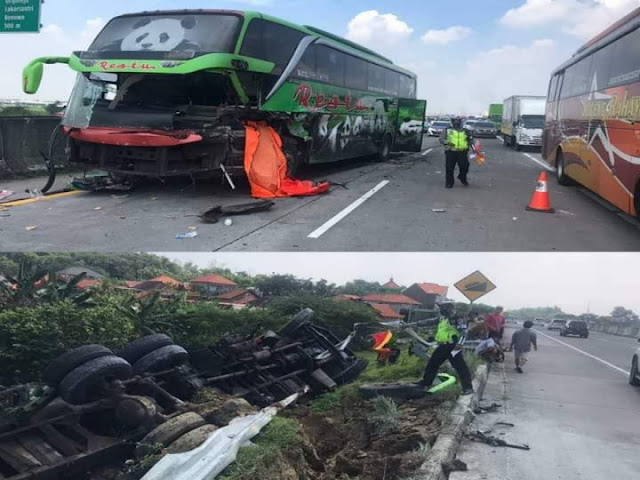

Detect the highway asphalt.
xmin=1 ymin=137 xmax=639 ymax=252
xmin=450 ymin=328 xmax=640 ymax=480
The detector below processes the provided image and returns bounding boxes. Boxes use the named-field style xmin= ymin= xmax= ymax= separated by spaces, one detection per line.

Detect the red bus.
xmin=543 ymin=7 xmax=640 ymax=217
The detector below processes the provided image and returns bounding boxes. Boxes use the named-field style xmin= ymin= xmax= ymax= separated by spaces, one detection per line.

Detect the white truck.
xmin=501 ymin=96 xmax=546 ymax=150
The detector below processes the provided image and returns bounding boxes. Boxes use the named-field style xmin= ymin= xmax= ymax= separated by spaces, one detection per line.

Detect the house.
xmin=403 ymin=283 xmax=448 ymax=309
xmin=56 ymin=266 xmax=105 ymax=281
xmin=191 ymin=274 xmax=238 ymax=297
xmin=75 ymin=279 xmax=102 ymax=290
xmin=135 ymin=275 xmax=184 ymax=292
xmin=361 ymin=293 xmax=421 ymax=314
xmin=123 ymin=281 xmax=142 ymax=289
xmin=369 ymin=303 xmax=404 ymax=323
xmin=216 ymin=288 xmax=259 ymax=310
xmin=382 ymin=278 xmax=401 ymax=290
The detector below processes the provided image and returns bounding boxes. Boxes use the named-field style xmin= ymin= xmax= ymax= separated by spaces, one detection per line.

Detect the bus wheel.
xmin=556 ymin=150 xmax=572 ymax=186
xmin=378 ymin=134 xmax=392 ymax=161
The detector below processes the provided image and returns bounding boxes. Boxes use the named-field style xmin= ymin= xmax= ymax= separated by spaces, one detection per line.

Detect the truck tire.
xmin=167 ymin=424 xmax=218 ymax=454
xmin=333 ymin=359 xmax=369 ymax=385
xmin=59 ymin=356 xmax=132 ymax=404
xmin=135 ymin=412 xmax=207 ymax=458
xmin=132 ymin=345 xmax=188 ymax=375
xmin=119 ymin=334 xmax=173 ymax=364
xmin=43 ymin=345 xmax=113 ymax=387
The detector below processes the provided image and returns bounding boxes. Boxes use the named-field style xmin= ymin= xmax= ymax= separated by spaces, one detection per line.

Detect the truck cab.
xmin=502 ymin=96 xmax=546 ymax=150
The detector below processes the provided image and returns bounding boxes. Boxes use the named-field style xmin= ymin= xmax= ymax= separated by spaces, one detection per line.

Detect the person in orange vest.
xmin=439 ymin=117 xmax=473 ymax=188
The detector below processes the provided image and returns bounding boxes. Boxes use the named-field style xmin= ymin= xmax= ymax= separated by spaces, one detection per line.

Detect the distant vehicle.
xmin=560 ymin=320 xmax=589 ymax=338
xmin=533 ymin=318 xmax=546 ymax=326
xmin=547 ymin=319 xmax=566 ymax=330
xmin=399 ymin=119 xmax=424 ymax=136
xmin=543 ymin=7 xmax=640 ymax=218
xmin=428 ymin=120 xmax=451 ymax=137
xmin=630 ymin=337 xmax=640 ymax=386
xmin=502 ymin=96 xmax=546 ymax=150
xmin=467 ymin=120 xmax=498 ymax=138
xmin=488 ymin=103 xmax=503 ymax=132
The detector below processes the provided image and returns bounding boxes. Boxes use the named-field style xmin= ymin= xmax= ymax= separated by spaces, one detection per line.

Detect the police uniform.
xmin=440 ymin=121 xmax=473 ymax=188
xmin=420 ymin=314 xmax=474 ymax=392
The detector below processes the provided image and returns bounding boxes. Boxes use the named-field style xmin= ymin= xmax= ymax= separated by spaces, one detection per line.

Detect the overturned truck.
xmin=0 ymin=309 xmax=367 ymax=479
xmin=23 ymin=10 xmax=425 ymax=183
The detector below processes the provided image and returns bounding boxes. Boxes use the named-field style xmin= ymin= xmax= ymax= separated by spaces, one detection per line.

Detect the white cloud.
xmin=346 ymin=10 xmax=413 ymax=46
xmin=420 ymin=26 xmax=472 ymax=45
xmin=501 ymin=0 xmax=640 ymax=39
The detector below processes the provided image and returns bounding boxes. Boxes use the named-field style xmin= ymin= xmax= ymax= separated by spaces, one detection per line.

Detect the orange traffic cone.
xmin=526 ymin=171 xmax=555 ymax=213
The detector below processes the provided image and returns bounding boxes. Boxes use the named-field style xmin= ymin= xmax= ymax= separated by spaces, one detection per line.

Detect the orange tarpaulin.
xmin=243 ymin=121 xmax=330 ymax=198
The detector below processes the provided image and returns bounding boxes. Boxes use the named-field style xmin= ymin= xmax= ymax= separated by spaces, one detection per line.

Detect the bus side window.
xmin=608 ymin=27 xmax=640 ymax=87
xmin=572 ymin=57 xmax=593 ymax=97
xmin=240 ymin=19 xmax=305 ymax=72
xmin=345 ymin=55 xmax=367 ymax=91
xmin=547 ymin=75 xmax=557 ymax=101
xmin=295 ymin=46 xmax=317 ymax=80
xmin=385 ymin=69 xmax=399 ymax=96
xmin=399 ymin=75 xmax=414 ymax=98
xmin=368 ymin=63 xmax=385 ymax=94
xmin=560 ymin=64 xmax=576 ymax=99
xmin=316 ymin=46 xmax=345 ymax=86
xmin=590 ymin=44 xmax=614 ymax=91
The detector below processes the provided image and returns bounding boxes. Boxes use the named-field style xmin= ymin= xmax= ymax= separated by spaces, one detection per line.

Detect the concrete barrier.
xmin=0 ymin=116 xmax=62 ymax=176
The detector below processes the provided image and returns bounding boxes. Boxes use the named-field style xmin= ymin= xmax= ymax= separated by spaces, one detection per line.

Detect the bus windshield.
xmin=520 ymin=115 xmax=544 ymax=129
xmin=83 ymin=13 xmax=242 ymax=60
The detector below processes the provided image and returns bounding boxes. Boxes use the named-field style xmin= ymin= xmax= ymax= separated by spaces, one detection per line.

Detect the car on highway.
xmin=547 ymin=319 xmax=566 ymax=330
xmin=630 ymin=338 xmax=640 ymax=387
xmin=428 ymin=120 xmax=451 ymax=137
xmin=466 ymin=120 xmax=498 ymax=138
xmin=559 ymin=320 xmax=589 ymax=338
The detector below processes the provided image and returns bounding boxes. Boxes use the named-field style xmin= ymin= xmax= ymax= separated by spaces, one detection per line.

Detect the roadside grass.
xmin=368 ymin=396 xmax=399 ymax=433
xmin=358 ymin=350 xmax=425 ymax=383
xmin=218 ymin=416 xmax=301 ymax=480
xmin=312 ymin=382 xmax=361 ymax=413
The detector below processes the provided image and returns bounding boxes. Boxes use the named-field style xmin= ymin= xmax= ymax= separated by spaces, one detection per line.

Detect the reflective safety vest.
xmin=435 ymin=317 xmax=460 ymax=344
xmin=447 ymin=129 xmax=469 ymax=151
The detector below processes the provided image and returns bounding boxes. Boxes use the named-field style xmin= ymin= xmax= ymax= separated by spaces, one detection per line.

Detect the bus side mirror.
xmin=22 ymin=57 xmax=70 ymax=94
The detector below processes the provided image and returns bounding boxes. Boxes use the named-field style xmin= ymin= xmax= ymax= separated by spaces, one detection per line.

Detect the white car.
xmin=547 ymin=319 xmax=566 ymax=330
xmin=428 ymin=121 xmax=452 ymax=137
xmin=399 ymin=120 xmax=424 ymax=136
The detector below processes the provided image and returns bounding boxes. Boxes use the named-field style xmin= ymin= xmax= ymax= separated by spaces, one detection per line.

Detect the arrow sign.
xmin=454 ymin=271 xmax=496 ymax=302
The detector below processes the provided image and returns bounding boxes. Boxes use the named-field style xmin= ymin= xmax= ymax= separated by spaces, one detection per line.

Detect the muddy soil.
xmin=281 ymin=393 xmax=451 ymax=480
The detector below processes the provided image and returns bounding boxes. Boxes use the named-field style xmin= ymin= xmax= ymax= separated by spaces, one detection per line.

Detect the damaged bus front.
xmin=23 ymin=10 xmax=425 ymax=179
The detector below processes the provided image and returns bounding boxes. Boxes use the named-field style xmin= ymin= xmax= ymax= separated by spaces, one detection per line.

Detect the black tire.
xmin=629 ymin=357 xmax=640 ymax=386
xmin=556 ymin=149 xmax=572 ymax=186
xmin=118 ymin=334 xmax=173 ymax=364
xmin=59 ymin=356 xmax=132 ymax=404
xmin=278 ymin=308 xmax=314 ymax=337
xmin=132 ymin=345 xmax=188 ymax=375
xmin=43 ymin=345 xmax=113 ymax=387
xmin=359 ymin=382 xmax=427 ymax=401
xmin=136 ymin=412 xmax=206 ymax=458
xmin=378 ymin=134 xmax=392 ymax=161
xmin=503 ymin=135 xmax=509 ymax=147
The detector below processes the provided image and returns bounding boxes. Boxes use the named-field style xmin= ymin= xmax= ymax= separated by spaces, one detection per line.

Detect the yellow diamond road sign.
xmin=454 ymin=271 xmax=496 ymax=302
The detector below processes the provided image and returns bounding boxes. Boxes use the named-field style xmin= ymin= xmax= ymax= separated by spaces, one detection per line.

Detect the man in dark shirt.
xmin=510 ymin=320 xmax=538 ymax=373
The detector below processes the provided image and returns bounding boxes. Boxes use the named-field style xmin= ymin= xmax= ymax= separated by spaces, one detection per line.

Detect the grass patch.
xmin=368 ymin=396 xmax=399 ymax=433
xmin=358 ymin=350 xmax=425 ymax=383
xmin=312 ymin=382 xmax=361 ymax=413
xmin=218 ymin=416 xmax=301 ymax=480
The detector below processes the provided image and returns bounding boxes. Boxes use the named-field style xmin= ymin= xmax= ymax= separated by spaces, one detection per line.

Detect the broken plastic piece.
xmin=176 ymin=231 xmax=198 ymax=239
xmin=199 ymin=200 xmax=275 ymax=224
xmin=0 ymin=190 xmax=15 ymax=201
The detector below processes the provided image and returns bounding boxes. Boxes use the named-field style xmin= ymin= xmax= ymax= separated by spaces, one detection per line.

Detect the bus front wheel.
xmin=556 ymin=150 xmax=572 ymax=186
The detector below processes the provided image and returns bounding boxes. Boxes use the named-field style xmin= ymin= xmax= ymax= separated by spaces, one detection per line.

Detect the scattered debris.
xmin=0 ymin=190 xmax=14 ymax=201
xmin=111 ymin=194 xmax=129 ymax=199
xmin=432 ymin=208 xmax=446 ymax=213
xmin=512 ymin=216 xmax=518 ymax=221
xmin=224 ymin=218 xmax=233 ymax=226
xmin=466 ymin=430 xmax=530 ymax=450
xmin=25 ymin=225 xmax=38 ymax=231
xmin=558 ymin=209 xmax=576 ymax=216
xmin=188 ymin=226 xmax=198 ymax=231
xmin=93 ymin=206 xmax=103 ymax=211
xmin=495 ymin=421 xmax=515 ymax=427
xmin=176 ymin=231 xmax=199 ymax=239
xmin=473 ymin=402 xmax=501 ymax=414
xmin=198 ymin=199 xmax=275 ymax=224
xmin=443 ymin=458 xmax=468 ymax=474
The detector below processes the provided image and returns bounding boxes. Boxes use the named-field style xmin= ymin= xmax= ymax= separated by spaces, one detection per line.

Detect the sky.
xmin=3 ymin=0 xmax=640 ymax=114
xmin=158 ymin=252 xmax=639 ymax=316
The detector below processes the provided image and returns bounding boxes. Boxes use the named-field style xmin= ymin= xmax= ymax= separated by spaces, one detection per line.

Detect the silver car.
xmin=467 ymin=120 xmax=498 ymax=138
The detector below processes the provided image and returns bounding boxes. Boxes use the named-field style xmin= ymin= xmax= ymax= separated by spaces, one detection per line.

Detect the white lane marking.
xmin=421 ymin=148 xmax=434 ymax=156
xmin=308 ymin=180 xmax=390 ymax=239
xmin=523 ymin=153 xmax=554 ymax=172
xmin=536 ymin=329 xmax=629 ymax=376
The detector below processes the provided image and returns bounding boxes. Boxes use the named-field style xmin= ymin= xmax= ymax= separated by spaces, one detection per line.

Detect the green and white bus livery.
xmin=23 ymin=10 xmax=426 ymax=178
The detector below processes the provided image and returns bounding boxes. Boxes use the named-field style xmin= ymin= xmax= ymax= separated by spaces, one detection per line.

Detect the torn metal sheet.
xmin=141 ymin=391 xmax=304 ymax=480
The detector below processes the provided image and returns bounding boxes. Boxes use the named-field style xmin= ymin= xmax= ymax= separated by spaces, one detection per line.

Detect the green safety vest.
xmin=447 ymin=129 xmax=469 ymax=151
xmin=435 ymin=317 xmax=460 ymax=344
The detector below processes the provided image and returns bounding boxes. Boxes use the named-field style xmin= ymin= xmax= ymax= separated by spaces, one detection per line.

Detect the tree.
xmin=610 ymin=306 xmax=639 ymax=323
xmin=339 ymin=279 xmax=384 ymax=297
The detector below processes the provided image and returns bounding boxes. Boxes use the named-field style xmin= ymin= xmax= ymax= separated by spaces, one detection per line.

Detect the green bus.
xmin=23 ymin=10 xmax=426 ymax=178
xmin=488 ymin=103 xmax=503 ymax=132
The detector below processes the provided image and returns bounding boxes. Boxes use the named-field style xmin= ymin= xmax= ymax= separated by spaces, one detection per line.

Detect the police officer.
xmin=419 ymin=301 xmax=474 ymax=395
xmin=440 ymin=117 xmax=473 ymax=188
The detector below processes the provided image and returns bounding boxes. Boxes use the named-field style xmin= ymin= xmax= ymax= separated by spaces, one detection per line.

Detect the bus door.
xmin=393 ymin=98 xmax=427 ymax=152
